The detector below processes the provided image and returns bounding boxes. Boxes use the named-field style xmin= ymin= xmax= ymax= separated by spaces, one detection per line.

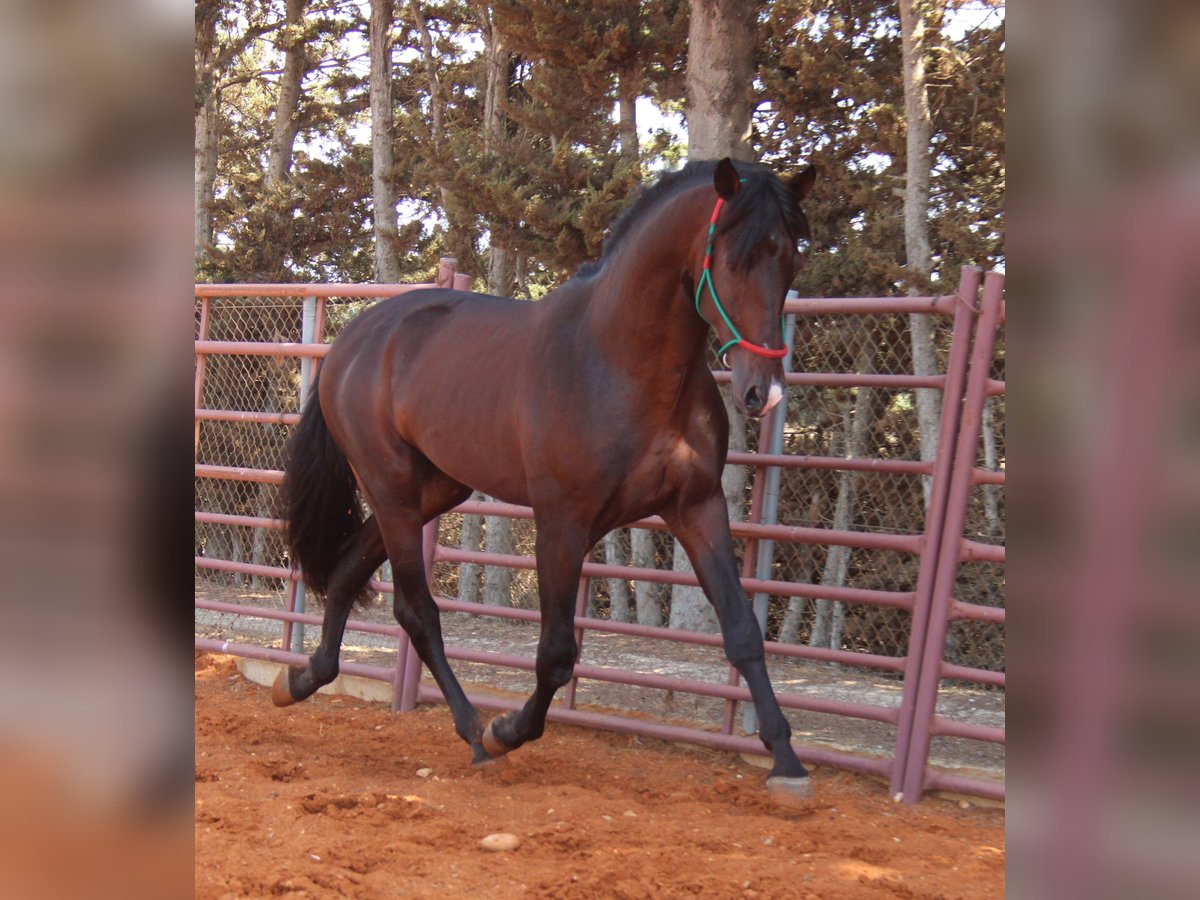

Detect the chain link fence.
xmin=196 ymin=293 xmax=1005 ymax=678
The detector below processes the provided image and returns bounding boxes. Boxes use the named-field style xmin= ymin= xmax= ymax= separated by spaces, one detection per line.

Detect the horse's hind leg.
xmin=272 ymin=515 xmax=388 ymax=706
xmin=365 ymin=466 xmax=493 ymax=764
xmin=482 ymin=514 xmax=588 ymax=757
xmin=666 ymin=493 xmax=813 ymax=807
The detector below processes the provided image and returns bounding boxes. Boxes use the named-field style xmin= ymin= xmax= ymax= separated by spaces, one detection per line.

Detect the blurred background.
xmin=0 ymin=0 xmax=1197 ymax=896
xmin=1008 ymin=1 xmax=1200 ymax=898
xmin=0 ymin=1 xmax=193 ymax=897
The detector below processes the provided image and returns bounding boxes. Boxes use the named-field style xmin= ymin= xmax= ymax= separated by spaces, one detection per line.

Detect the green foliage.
xmin=196 ymin=0 xmax=1003 ymax=294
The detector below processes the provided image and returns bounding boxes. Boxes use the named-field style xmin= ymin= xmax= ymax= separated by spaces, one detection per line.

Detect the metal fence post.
xmin=194 ymin=296 xmax=211 ymax=456
xmin=889 ymin=267 xmax=982 ymax=798
xmin=290 ymin=294 xmax=318 ymax=655
xmin=741 ymin=307 xmax=797 ymax=735
xmin=899 ymin=270 xmax=1003 ymax=802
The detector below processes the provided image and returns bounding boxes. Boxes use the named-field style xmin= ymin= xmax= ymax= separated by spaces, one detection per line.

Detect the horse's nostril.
xmin=744 ymin=386 xmax=763 ymax=411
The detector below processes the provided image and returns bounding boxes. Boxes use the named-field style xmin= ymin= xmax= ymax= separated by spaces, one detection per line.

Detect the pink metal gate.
xmin=194 ymin=261 xmax=1005 ymax=803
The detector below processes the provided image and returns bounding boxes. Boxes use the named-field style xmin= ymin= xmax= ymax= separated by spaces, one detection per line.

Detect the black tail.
xmin=280 ymin=380 xmax=364 ymax=599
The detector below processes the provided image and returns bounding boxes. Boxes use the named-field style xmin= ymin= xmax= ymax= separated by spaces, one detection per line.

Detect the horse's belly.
xmin=403 ymin=418 xmax=531 ymax=508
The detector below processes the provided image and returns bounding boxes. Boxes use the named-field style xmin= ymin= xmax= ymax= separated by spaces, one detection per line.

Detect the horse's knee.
xmin=720 ymin=614 xmax=766 ymax=670
xmin=537 ymin=637 xmax=577 ymax=690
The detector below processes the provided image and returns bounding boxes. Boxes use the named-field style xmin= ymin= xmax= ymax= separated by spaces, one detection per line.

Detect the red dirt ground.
xmin=196 ymin=653 xmax=1004 ymax=899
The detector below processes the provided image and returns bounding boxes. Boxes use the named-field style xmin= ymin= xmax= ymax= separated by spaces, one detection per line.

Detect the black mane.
xmin=574 ymin=159 xmax=809 ymax=278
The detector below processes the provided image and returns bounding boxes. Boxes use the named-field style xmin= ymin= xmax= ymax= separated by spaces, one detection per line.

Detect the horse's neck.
xmin=583 ymin=189 xmax=711 ymax=370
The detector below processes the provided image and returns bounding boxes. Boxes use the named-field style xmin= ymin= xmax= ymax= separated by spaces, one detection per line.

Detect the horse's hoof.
xmin=471 ymin=752 xmax=509 ymax=773
xmin=481 ymin=718 xmax=514 ymax=758
xmin=766 ymin=775 xmax=814 ymax=808
xmin=271 ymin=668 xmax=298 ymax=707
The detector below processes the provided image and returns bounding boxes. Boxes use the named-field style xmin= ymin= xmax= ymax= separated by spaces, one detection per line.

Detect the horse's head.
xmin=692 ymin=158 xmax=816 ymax=418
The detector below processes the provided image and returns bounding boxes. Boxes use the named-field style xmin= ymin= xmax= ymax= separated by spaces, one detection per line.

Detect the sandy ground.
xmin=196 ymin=653 xmax=1004 ymax=899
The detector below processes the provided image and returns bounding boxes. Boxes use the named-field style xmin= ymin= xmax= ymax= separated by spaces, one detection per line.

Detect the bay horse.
xmin=275 ymin=158 xmax=818 ymax=806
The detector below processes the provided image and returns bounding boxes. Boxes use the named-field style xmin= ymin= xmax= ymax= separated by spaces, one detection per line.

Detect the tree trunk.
xmin=408 ymin=0 xmax=446 ymax=147
xmin=631 ymin=529 xmax=662 ymax=627
xmin=669 ymin=390 xmax=748 ymax=633
xmin=684 ymin=0 xmax=760 ymax=162
xmin=480 ymin=10 xmax=509 ymax=158
xmin=265 ymin=0 xmax=307 ymax=193
xmin=194 ymin=3 xmax=219 ymax=263
xmin=900 ymin=0 xmax=940 ymax=509
xmin=408 ymin=0 xmax=459 ymax=248
xmin=487 ymin=245 xmax=515 ymax=296
xmin=195 ymin=83 xmax=219 ymax=262
xmin=981 ymin=395 xmax=1001 ymax=536
xmin=667 ymin=0 xmax=763 ymax=632
xmin=369 ymin=0 xmax=402 ymax=282
xmin=482 ymin=510 xmax=513 ymax=606
xmin=457 ymin=493 xmax=484 ymax=603
xmin=603 ymin=532 xmax=632 ymax=622
xmin=617 ymin=65 xmax=640 ymax=166
xmin=777 ymin=492 xmax=819 ymax=643
xmin=810 ymin=338 xmax=876 ymax=650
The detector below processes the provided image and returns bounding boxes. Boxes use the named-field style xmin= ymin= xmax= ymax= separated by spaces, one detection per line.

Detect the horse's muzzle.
xmin=740 ymin=381 xmax=785 ymax=418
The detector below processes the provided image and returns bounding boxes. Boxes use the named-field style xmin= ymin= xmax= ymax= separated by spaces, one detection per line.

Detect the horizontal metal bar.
xmin=727 ymin=451 xmax=934 ymax=476
xmin=193 ymin=285 xmax=952 ymax=315
xmin=195 ymin=598 xmax=403 ymax=638
xmin=413 ymin=684 xmax=898 ymax=778
xmin=920 ymin=768 xmax=1004 ymax=801
xmin=196 ymin=556 xmax=291 ymax=580
xmin=939 ymin=662 xmax=1005 ymax=688
xmin=442 ymin=644 xmax=900 ymax=724
xmin=195 ymin=510 xmax=284 ymax=530
xmin=713 ymin=371 xmax=947 ymax=390
xmin=194 ymin=638 xmax=393 ymax=683
xmin=948 ymin=600 xmax=1005 ymax=624
xmin=195 ymin=340 xmax=330 ymax=357
xmin=972 ymin=467 xmax=1005 ymax=486
xmin=929 ymin=716 xmax=1005 ymax=744
xmin=960 ymin=539 xmax=1006 ymax=563
xmin=196 ymin=408 xmax=301 ymax=426
xmin=445 ymin=500 xmax=926 ymax=555
xmin=195 ymin=464 xmax=284 ymax=484
xmin=194 ymin=283 xmax=441 ymax=298
xmin=434 ymin=546 xmax=917 ymax=607
xmin=783 ymin=294 xmax=956 ymax=317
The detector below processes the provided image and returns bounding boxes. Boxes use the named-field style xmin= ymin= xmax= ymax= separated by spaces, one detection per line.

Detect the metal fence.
xmin=194 ymin=261 xmax=1006 ymax=803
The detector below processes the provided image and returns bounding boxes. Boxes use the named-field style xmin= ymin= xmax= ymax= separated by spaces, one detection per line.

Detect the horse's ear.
xmin=714 ymin=158 xmax=740 ymax=200
xmin=787 ymin=164 xmax=817 ymax=201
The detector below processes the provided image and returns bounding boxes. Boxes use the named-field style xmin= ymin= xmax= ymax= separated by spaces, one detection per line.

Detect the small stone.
xmin=416 ymin=768 xmax=433 ymax=778
xmin=480 ymin=833 xmax=521 ymax=852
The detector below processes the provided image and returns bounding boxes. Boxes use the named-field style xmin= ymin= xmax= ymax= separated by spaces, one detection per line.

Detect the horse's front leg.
xmin=482 ymin=515 xmax=589 ymax=757
xmin=665 ymin=491 xmax=813 ymax=807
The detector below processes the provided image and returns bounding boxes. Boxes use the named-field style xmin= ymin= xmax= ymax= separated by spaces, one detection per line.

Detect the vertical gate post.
xmin=194 ymin=296 xmax=211 ymax=456
xmin=890 ymin=267 xmax=982 ymax=798
xmin=899 ymin=270 xmax=1004 ymax=802
xmin=290 ymin=294 xmax=319 ymax=655
xmin=739 ymin=307 xmax=797 ymax=735
xmin=563 ymin=577 xmax=591 ymax=710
